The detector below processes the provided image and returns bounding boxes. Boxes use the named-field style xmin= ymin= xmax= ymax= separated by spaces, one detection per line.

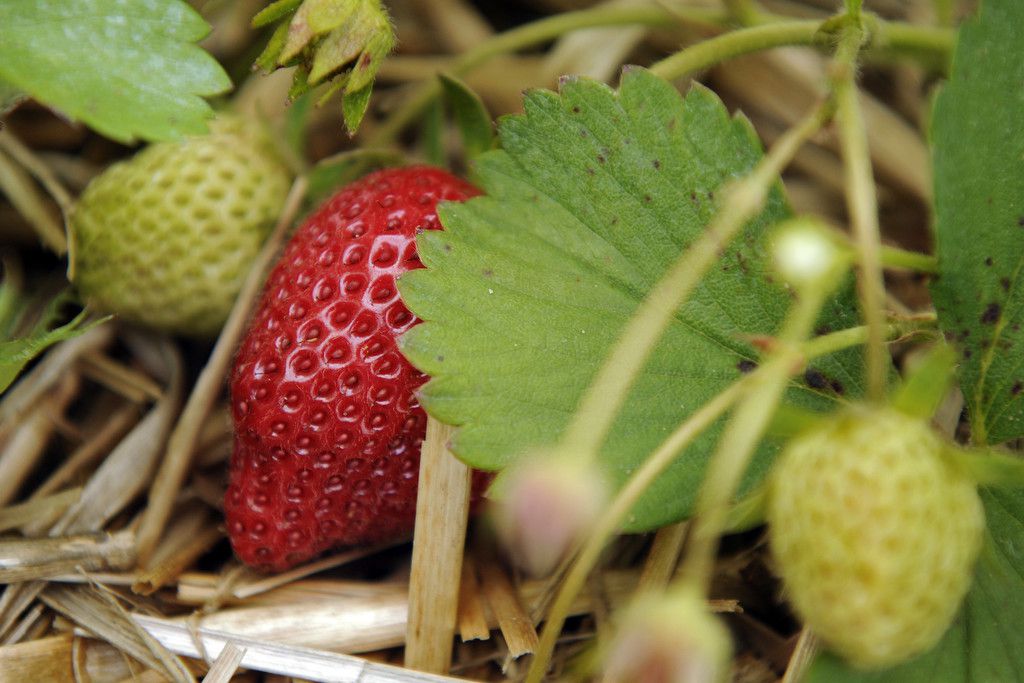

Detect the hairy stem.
xmin=833 ymin=20 xmax=887 ymax=402
xmin=649 ymin=20 xmax=825 ymax=81
xmin=678 ymin=268 xmax=845 ymax=594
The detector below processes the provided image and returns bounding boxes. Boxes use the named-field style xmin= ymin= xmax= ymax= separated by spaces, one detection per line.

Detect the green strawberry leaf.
xmin=930 ymin=0 xmax=1024 ymax=445
xmin=0 ymin=0 xmax=231 ymax=143
xmin=0 ymin=288 xmax=102 ymax=396
xmin=399 ymin=68 xmax=865 ymax=531
xmin=806 ymin=488 xmax=1024 ymax=681
xmin=440 ymin=74 xmax=495 ymax=159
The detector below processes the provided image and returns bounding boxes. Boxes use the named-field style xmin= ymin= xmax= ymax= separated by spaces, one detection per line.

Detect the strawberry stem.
xmin=648 ymin=20 xmax=826 ymax=82
xmin=833 ymin=18 xmax=888 ymax=403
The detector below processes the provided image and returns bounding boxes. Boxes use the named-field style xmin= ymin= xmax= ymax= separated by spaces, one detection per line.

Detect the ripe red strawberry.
xmin=226 ymin=166 xmax=488 ymax=572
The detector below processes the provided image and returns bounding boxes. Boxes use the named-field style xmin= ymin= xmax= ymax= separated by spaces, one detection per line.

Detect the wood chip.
xmin=456 ymin=554 xmax=490 ymax=643
xmin=405 ymin=419 xmax=472 ymax=674
xmin=477 ymin=560 xmax=539 ymax=660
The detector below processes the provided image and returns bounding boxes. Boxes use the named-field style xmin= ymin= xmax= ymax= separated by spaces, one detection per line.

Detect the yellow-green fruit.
xmin=71 ymin=115 xmax=290 ymax=337
xmin=767 ymin=406 xmax=984 ymax=669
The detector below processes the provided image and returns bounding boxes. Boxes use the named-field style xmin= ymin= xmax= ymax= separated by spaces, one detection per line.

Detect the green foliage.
xmin=930 ymin=0 xmax=1024 ymax=445
xmin=807 ymin=490 xmax=1024 ymax=682
xmin=0 ymin=286 xmax=99 ymax=396
xmin=400 ymin=68 xmax=864 ymax=531
xmin=440 ymin=74 xmax=495 ymax=158
xmin=0 ymin=0 xmax=231 ymax=143
xmin=252 ymin=0 xmax=395 ymax=134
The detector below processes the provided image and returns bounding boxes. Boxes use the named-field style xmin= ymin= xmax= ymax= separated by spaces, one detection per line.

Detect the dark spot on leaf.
xmin=1012 ymin=381 xmax=1023 ymax=396
xmin=611 ymin=216 xmax=619 ymax=225
xmin=830 ymin=379 xmax=845 ymax=395
xmin=580 ymin=129 xmax=588 ymax=138
xmin=815 ymin=325 xmax=832 ymax=336
xmin=586 ymin=167 xmax=595 ymax=176
xmin=1018 ymin=216 xmax=1024 ymax=227
xmin=653 ymin=160 xmax=661 ymax=169
xmin=1000 ymin=277 xmax=1011 ymax=292
xmin=964 ymin=348 xmax=973 ymax=359
xmin=571 ymin=106 xmax=580 ymax=114
xmin=597 ymin=154 xmax=605 ymax=164
xmin=689 ymin=191 xmax=698 ymax=203
xmin=737 ymin=359 xmax=757 ymax=373
xmin=436 ymin=355 xmax=445 ymax=362
xmin=482 ymin=268 xmax=493 ymax=277
xmin=804 ymin=368 xmax=827 ymax=390
xmin=985 ymin=257 xmax=994 ymax=266
xmin=707 ymin=190 xmax=715 ymax=200
xmin=443 ymin=244 xmax=452 ymax=252
xmin=980 ymin=302 xmax=1001 ymax=325
xmin=643 ymin=195 xmax=652 ymax=203
xmin=667 ymin=118 xmax=676 ymax=131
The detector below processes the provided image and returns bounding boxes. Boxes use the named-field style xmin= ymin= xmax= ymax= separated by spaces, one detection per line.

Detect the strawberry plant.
xmin=0 ymin=0 xmax=1022 ymax=682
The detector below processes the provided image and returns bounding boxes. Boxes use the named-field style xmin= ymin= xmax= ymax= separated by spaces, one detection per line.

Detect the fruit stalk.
xmin=833 ymin=18 xmax=888 ymax=402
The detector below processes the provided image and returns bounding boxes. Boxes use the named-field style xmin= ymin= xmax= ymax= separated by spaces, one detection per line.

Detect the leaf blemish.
xmin=737 ymin=359 xmax=757 ymax=373
xmin=804 ymin=368 xmax=828 ymax=390
xmin=652 ymin=159 xmax=661 ymax=169
xmin=1000 ymin=277 xmax=1011 ymax=291
xmin=1012 ymin=381 xmax=1023 ymax=396
xmin=985 ymin=256 xmax=994 ymax=266
xmin=980 ymin=302 xmax=1002 ymax=324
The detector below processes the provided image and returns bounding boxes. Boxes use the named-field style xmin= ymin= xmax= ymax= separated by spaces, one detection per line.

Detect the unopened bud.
xmin=604 ymin=587 xmax=732 ymax=683
xmin=492 ymin=450 xmax=608 ymax=577
xmin=770 ymin=217 xmax=846 ymax=290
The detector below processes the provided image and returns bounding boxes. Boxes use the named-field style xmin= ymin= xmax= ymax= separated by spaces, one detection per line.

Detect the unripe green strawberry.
xmin=71 ymin=114 xmax=291 ymax=337
xmin=767 ymin=405 xmax=984 ymax=669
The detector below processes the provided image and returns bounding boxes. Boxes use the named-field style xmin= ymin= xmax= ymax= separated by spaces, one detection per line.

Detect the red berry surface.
xmin=227 ymin=166 xmax=487 ymax=572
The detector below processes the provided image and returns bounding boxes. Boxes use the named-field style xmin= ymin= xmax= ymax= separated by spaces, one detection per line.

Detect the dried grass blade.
xmin=405 ymin=418 xmax=471 ymax=674
xmin=0 ymin=373 xmax=79 ymax=506
xmin=41 ymin=584 xmax=194 ymax=683
xmin=456 ymin=553 xmax=490 ymax=643
xmin=78 ymin=351 xmax=163 ymax=403
xmin=0 ymin=488 xmax=81 ymax=533
xmin=134 ymin=614 xmax=471 ymax=683
xmin=477 ymin=560 xmax=538 ymax=659
xmin=202 ymin=642 xmax=246 ymax=683
xmin=0 ymin=143 xmax=67 ymax=254
xmin=183 ymin=593 xmax=410 ymax=654
xmin=133 ymin=505 xmax=222 ymax=595
xmin=177 ymin=573 xmax=406 ymax=606
xmin=0 ymin=633 xmax=75 ymax=682
xmin=30 ymin=405 xmax=139 ymax=502
xmin=231 ymin=538 xmax=407 ymax=601
xmin=638 ymin=521 xmax=688 ymax=591
xmin=0 ymin=529 xmax=135 ymax=583
xmin=57 ymin=341 xmax=183 ymax=536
